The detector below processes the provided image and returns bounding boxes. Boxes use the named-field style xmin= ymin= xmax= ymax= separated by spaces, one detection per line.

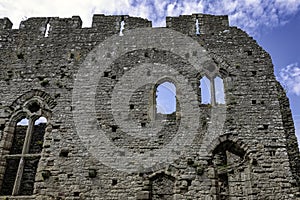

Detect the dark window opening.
xmin=111 ymin=125 xmax=117 ymax=132
xmin=141 ymin=122 xmax=146 ymax=127
xmin=104 ymin=72 xmax=109 ymax=77
xmin=28 ymin=102 xmax=40 ymax=113
xmin=17 ymin=53 xmax=24 ymax=59
xmin=74 ymin=192 xmax=80 ymax=196
xmin=269 ymin=150 xmax=276 ymax=156
xmin=0 ymin=116 xmax=47 ymax=196
xmin=112 ymin=179 xmax=118 ymax=186
xmin=246 ymin=50 xmax=252 ymax=56
xmin=263 ymin=124 xmax=269 ymax=130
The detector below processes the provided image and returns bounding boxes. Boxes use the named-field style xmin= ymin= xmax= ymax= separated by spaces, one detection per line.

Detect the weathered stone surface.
xmin=0 ymin=13 xmax=299 ymax=199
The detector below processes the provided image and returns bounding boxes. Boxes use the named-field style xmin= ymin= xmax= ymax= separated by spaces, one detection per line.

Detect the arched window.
xmin=0 ymin=115 xmax=47 ymax=196
xmin=156 ymin=82 xmax=176 ymax=114
xmin=200 ymin=76 xmax=211 ymax=104
xmin=200 ymin=75 xmax=225 ymax=105
xmin=214 ymin=76 xmax=225 ymax=104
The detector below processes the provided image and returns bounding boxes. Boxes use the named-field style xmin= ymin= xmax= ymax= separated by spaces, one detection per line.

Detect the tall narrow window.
xmin=214 ymin=76 xmax=225 ymax=104
xmin=200 ymin=76 xmax=225 ymax=105
xmin=44 ymin=23 xmax=50 ymax=37
xmin=119 ymin=17 xmax=125 ymax=36
xmin=0 ymin=116 xmax=47 ymax=196
xmin=156 ymin=82 xmax=176 ymax=114
xmin=195 ymin=18 xmax=200 ymax=35
xmin=200 ymin=76 xmax=211 ymax=104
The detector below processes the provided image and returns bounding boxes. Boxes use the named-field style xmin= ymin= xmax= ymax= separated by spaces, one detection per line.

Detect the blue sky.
xmin=0 ymin=0 xmax=299 ymax=147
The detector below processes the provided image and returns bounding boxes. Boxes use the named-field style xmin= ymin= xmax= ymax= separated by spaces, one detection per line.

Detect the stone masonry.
xmin=0 ymin=13 xmax=299 ymax=199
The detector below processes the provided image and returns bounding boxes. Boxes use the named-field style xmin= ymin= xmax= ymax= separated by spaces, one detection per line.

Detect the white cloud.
xmin=279 ymin=63 xmax=300 ymax=96
xmin=1 ymin=0 xmax=299 ymax=35
xmin=203 ymin=0 xmax=300 ymax=35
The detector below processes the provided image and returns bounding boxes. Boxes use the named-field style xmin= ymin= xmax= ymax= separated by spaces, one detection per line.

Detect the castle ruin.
xmin=0 ymin=13 xmax=299 ymax=199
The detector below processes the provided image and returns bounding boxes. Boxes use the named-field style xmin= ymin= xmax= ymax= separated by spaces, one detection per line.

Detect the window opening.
xmin=0 ymin=116 xmax=47 ymax=196
xmin=195 ymin=19 xmax=200 ymax=35
xmin=44 ymin=23 xmax=50 ymax=37
xmin=200 ymin=76 xmax=225 ymax=105
xmin=214 ymin=76 xmax=225 ymax=104
xmin=156 ymin=82 xmax=176 ymax=114
xmin=200 ymin=76 xmax=211 ymax=104
xmin=119 ymin=17 xmax=125 ymax=36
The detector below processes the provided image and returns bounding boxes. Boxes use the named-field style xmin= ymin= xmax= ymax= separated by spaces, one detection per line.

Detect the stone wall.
xmin=0 ymin=13 xmax=299 ymax=199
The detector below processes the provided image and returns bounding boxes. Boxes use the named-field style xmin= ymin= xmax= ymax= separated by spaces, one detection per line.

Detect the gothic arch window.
xmin=200 ymin=75 xmax=225 ymax=105
xmin=0 ymin=94 xmax=53 ymax=196
xmin=0 ymin=114 xmax=47 ymax=196
xmin=214 ymin=76 xmax=225 ymax=104
xmin=200 ymin=76 xmax=211 ymax=104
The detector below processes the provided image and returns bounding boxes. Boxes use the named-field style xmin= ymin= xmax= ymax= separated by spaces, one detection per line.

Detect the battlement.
xmin=0 ymin=13 xmax=229 ymax=36
xmin=0 ymin=17 xmax=12 ymax=29
xmin=167 ymin=13 xmax=229 ymax=35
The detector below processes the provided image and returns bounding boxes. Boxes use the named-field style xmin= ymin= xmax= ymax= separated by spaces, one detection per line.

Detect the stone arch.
xmin=11 ymin=89 xmax=56 ymax=111
xmin=206 ymin=134 xmax=249 ymax=158
xmin=206 ymin=135 xmax=252 ymax=200
xmin=154 ymin=76 xmax=178 ymax=87
xmin=0 ymin=90 xmax=55 ymax=196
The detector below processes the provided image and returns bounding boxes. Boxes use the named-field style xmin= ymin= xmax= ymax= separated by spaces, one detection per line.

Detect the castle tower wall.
xmin=0 ymin=14 xmax=299 ymax=199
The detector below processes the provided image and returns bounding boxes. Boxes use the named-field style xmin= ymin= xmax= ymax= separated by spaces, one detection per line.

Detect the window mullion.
xmin=12 ymin=118 xmax=35 ymax=196
xmin=12 ymin=157 xmax=24 ymax=195
xmin=22 ymin=118 xmax=35 ymax=154
xmin=210 ymin=78 xmax=216 ymax=106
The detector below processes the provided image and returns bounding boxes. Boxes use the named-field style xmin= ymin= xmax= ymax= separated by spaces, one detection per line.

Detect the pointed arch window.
xmin=200 ymin=76 xmax=211 ymax=104
xmin=200 ymin=75 xmax=225 ymax=105
xmin=0 ymin=115 xmax=47 ymax=196
xmin=214 ymin=76 xmax=225 ymax=104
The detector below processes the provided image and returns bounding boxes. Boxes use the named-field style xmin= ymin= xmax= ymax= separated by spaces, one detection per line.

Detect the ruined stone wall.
xmin=0 ymin=13 xmax=299 ymax=199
